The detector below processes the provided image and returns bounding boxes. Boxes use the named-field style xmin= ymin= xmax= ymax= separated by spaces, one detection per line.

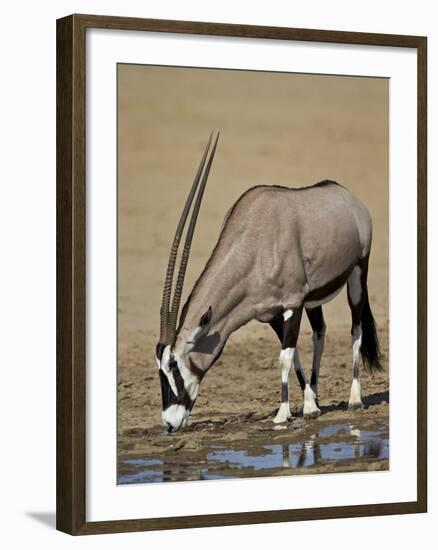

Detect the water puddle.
xmin=118 ymin=422 xmax=388 ymax=485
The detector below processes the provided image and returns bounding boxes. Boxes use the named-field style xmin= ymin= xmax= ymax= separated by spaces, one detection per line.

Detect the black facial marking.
xmin=156 ymin=342 xmax=166 ymax=361
xmin=159 ymin=369 xmax=179 ymax=410
xmin=172 ymin=366 xmax=194 ymax=410
xmin=159 ymin=357 xmax=197 ymax=412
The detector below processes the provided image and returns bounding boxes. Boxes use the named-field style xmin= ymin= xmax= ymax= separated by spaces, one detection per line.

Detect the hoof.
xmin=303 ymin=408 xmax=321 ymax=419
xmin=273 ymin=402 xmax=292 ymax=424
xmin=348 ymin=401 xmax=364 ymax=411
xmin=273 ymin=413 xmax=291 ymax=424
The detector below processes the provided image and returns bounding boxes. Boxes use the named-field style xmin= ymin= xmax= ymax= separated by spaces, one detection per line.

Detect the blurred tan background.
xmin=117 ymin=64 xmax=388 ymax=343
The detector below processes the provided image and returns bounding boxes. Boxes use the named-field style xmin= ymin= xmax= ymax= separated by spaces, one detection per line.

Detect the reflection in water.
xmin=118 ymin=423 xmax=389 ymax=485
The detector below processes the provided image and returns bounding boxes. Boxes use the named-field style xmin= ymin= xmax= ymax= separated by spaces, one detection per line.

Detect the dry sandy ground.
xmin=117 ymin=65 xmax=389 ymax=481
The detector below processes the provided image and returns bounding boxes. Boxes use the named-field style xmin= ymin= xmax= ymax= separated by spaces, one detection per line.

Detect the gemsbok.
xmin=156 ymin=132 xmax=382 ymax=432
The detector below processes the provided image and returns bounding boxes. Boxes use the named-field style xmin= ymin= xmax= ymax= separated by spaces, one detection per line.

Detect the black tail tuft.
xmin=360 ymin=294 xmax=383 ymax=373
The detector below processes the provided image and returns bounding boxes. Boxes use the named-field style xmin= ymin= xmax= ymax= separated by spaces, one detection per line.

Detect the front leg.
xmin=273 ymin=307 xmax=302 ymax=423
xmin=273 ymin=347 xmax=294 ymax=423
xmin=293 ymin=349 xmax=321 ymax=418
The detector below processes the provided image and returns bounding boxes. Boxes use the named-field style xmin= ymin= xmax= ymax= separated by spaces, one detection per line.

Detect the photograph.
xmin=116 ymin=63 xmax=390 ymax=485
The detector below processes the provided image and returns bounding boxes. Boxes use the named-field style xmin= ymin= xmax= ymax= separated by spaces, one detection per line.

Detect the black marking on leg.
xmin=282 ymin=307 xmax=302 ymax=350
xmin=269 ymin=313 xmax=284 ymax=344
xmin=353 ymin=354 xmax=360 ymax=380
xmin=281 ymin=383 xmax=288 ymax=403
xmin=306 ymin=306 xmax=325 ymax=398
xmin=306 ymin=306 xmax=325 ymax=335
xmin=295 ymin=369 xmax=306 ymax=391
xmin=281 ymin=307 xmax=305 ymax=391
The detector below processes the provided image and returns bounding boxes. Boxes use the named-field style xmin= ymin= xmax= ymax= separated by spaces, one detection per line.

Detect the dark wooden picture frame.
xmin=57 ymin=13 xmax=427 ymax=535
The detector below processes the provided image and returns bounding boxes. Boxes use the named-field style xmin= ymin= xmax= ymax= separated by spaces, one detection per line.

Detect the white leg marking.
xmin=274 ymin=402 xmax=292 ymax=424
xmin=294 ymin=350 xmax=321 ymax=418
xmin=349 ymin=379 xmax=362 ymax=407
xmin=283 ymin=309 xmax=293 ymax=321
xmin=303 ymin=384 xmax=321 ymax=418
xmin=350 ymin=424 xmax=361 ymax=439
xmin=273 ymin=347 xmax=294 ymax=423
xmin=348 ymin=266 xmax=362 ymax=306
xmin=279 ymin=347 xmax=294 ymax=379
xmin=349 ymin=324 xmax=364 ymax=409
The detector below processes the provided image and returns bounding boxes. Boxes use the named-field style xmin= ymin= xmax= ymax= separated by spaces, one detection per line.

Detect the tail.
xmin=360 ymin=294 xmax=383 ymax=373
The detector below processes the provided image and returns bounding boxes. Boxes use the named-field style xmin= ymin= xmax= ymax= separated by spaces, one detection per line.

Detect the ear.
xmin=199 ymin=306 xmax=212 ymax=328
xmin=187 ymin=306 xmax=212 ymax=344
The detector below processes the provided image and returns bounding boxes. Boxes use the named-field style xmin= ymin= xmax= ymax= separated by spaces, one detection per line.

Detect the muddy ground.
xmin=117 ymin=65 xmax=389 ymax=482
xmin=117 ymin=323 xmax=389 ymax=482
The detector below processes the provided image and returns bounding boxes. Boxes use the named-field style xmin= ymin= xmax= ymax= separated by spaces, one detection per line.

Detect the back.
xmin=216 ymin=181 xmax=372 ymax=297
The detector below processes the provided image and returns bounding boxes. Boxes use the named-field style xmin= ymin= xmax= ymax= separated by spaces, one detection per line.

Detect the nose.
xmin=166 ymin=423 xmax=173 ymax=433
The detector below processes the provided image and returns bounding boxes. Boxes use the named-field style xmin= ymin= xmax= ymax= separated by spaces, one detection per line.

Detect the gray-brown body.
xmin=178 ymin=182 xmax=371 ymax=364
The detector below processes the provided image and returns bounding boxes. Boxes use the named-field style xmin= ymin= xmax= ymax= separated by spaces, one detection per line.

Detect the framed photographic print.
xmin=56 ymin=14 xmax=427 ymax=535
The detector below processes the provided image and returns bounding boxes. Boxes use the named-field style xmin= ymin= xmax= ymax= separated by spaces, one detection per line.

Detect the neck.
xmin=175 ymin=262 xmax=253 ymax=374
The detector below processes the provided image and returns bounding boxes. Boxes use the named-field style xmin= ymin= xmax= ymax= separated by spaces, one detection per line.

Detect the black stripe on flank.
xmin=305 ymin=263 xmax=356 ymax=304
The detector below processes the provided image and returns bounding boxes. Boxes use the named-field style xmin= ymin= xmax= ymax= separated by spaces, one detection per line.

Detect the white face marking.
xmin=159 ymin=345 xmax=178 ymax=396
xmin=162 ymin=404 xmax=189 ymax=431
xmin=348 ymin=266 xmax=362 ymax=306
xmin=173 ymin=349 xmax=200 ymax=401
xmin=283 ymin=309 xmax=293 ymax=321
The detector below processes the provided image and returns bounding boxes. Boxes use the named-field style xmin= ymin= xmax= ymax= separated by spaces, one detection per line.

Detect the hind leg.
xmin=306 ymin=306 xmax=326 ymax=404
xmin=347 ymin=265 xmax=365 ymax=409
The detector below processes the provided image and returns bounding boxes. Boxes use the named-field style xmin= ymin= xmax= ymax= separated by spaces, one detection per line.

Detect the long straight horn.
xmin=159 ymin=133 xmax=213 ymax=345
xmin=168 ymin=131 xmax=220 ymax=344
